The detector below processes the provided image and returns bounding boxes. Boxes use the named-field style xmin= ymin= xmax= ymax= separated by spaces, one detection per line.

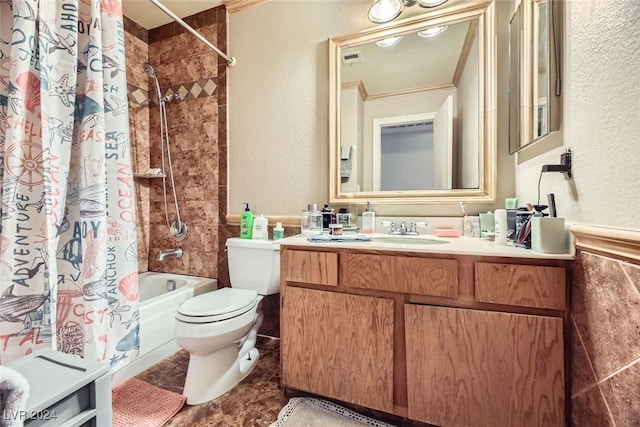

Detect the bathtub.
xmin=111 ymin=272 xmax=217 ymax=386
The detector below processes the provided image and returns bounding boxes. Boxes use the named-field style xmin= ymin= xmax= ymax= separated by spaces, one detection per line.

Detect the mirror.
xmin=329 ymin=1 xmax=496 ymax=205
xmin=509 ymin=0 xmax=562 ymax=154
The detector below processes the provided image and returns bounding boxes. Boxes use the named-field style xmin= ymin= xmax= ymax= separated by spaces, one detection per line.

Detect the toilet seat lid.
xmin=177 ymin=288 xmax=258 ymax=320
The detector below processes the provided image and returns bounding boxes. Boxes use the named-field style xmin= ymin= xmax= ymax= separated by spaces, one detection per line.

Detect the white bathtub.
xmin=112 ymin=272 xmax=217 ymax=386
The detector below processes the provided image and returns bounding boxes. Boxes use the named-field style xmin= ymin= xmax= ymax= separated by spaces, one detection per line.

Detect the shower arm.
xmin=148 ymin=0 xmax=236 ymax=67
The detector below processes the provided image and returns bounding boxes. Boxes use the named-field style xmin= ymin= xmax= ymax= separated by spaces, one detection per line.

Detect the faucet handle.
xmin=382 ymin=221 xmax=396 ymax=229
xmin=408 ymin=222 xmax=427 ymax=233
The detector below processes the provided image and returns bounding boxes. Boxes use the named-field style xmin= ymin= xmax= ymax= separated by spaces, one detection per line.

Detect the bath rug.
xmin=269 ymin=397 xmax=395 ymax=427
xmin=112 ymin=377 xmax=185 ymax=427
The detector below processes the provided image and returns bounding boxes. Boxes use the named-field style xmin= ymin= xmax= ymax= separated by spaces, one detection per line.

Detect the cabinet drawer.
xmin=282 ymin=250 xmax=338 ymax=286
xmin=341 ymin=253 xmax=458 ymax=298
xmin=475 ymin=263 xmax=566 ymax=310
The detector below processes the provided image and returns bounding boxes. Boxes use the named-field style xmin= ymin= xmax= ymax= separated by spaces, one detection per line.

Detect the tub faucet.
xmin=157 ymin=248 xmax=183 ymax=261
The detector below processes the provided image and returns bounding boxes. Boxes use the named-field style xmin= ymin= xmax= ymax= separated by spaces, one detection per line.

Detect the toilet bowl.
xmin=173 ymin=238 xmax=280 ymax=405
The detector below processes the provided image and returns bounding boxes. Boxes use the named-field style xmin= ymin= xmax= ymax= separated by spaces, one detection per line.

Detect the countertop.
xmin=278 ymin=233 xmax=575 ymax=260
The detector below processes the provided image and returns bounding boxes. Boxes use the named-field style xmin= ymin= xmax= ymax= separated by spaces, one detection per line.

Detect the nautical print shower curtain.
xmin=0 ymin=0 xmax=139 ymax=368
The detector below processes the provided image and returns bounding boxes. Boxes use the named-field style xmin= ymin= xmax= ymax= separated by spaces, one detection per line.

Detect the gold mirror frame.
xmin=329 ymin=0 xmax=496 ymax=205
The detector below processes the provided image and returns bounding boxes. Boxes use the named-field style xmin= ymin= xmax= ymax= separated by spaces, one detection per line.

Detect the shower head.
xmin=143 ymin=63 xmax=157 ymax=78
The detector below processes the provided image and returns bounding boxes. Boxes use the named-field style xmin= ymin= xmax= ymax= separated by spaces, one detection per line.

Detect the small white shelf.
xmin=133 ymin=172 xmax=166 ymax=179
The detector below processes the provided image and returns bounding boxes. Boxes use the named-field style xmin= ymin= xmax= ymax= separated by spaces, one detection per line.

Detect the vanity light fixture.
xmin=368 ymin=0 xmax=449 ymax=24
xmin=368 ymin=0 xmax=404 ymax=24
xmin=417 ymin=25 xmax=448 ymax=38
xmin=375 ymin=35 xmax=404 ymax=47
xmin=417 ymin=0 xmax=448 ymax=7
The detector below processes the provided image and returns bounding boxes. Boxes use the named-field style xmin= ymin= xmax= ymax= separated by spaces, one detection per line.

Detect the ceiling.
xmin=122 ymin=0 xmax=223 ymax=29
xmin=341 ymin=20 xmax=472 ymax=95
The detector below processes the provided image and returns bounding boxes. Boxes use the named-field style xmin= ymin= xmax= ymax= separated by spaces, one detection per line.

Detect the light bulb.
xmin=368 ymin=0 xmax=404 ymax=24
xmin=417 ymin=0 xmax=448 ymax=8
xmin=375 ymin=35 xmax=404 ymax=47
xmin=417 ymin=26 xmax=448 ymax=38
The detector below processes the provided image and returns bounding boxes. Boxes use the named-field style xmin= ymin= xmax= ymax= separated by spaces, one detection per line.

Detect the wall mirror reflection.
xmin=509 ymin=0 xmax=562 ymax=154
xmin=329 ymin=1 xmax=496 ymax=205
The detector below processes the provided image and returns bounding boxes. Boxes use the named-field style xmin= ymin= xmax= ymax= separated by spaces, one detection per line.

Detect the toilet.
xmin=173 ymin=237 xmax=280 ymax=405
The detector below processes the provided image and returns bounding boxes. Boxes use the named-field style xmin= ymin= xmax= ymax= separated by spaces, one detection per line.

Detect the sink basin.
xmin=373 ymin=236 xmax=449 ymax=245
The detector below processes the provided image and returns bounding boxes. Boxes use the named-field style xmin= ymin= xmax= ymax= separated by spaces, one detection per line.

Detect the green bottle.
xmin=240 ymin=203 xmax=254 ymax=239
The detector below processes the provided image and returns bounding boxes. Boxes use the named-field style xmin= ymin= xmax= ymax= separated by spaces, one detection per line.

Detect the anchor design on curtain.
xmin=0 ymin=0 xmax=139 ymax=368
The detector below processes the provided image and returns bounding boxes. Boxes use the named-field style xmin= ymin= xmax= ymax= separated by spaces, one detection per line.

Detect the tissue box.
xmin=531 ymin=217 xmax=567 ymax=254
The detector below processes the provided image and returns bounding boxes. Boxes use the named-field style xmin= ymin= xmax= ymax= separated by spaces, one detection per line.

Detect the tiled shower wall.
xmin=124 ymin=17 xmax=151 ymax=272
xmin=570 ymin=250 xmax=640 ymax=425
xmin=124 ymin=9 xmax=227 ymax=278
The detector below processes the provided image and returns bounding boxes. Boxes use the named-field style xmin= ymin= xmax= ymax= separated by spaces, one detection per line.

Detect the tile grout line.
xmin=570 ymin=315 xmax=602 ymax=399
xmin=619 ymin=260 xmax=640 ymax=299
xmin=597 ymin=357 xmax=640 ymax=386
xmin=571 ymin=312 xmax=619 ymax=426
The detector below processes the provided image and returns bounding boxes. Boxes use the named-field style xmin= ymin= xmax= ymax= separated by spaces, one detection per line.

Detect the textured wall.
xmin=571 ymin=250 xmax=640 ymax=425
xmin=228 ymin=1 xmax=516 ymax=217
xmin=516 ymin=0 xmax=640 ymax=230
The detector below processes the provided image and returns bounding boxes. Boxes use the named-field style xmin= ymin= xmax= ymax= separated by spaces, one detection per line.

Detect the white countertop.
xmin=278 ymin=233 xmax=575 ymax=260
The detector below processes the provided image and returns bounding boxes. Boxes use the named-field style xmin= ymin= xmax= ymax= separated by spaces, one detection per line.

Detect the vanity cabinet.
xmin=280 ymin=246 xmax=570 ymax=427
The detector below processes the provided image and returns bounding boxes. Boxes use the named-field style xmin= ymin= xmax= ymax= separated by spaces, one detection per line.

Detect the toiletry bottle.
xmin=301 ymin=204 xmax=323 ymax=236
xmin=361 ymin=202 xmax=376 ymax=234
xmin=252 ymin=214 xmax=268 ymax=240
xmin=273 ymin=222 xmax=284 ymax=240
xmin=321 ymin=204 xmax=332 ymax=230
xmin=240 ymin=203 xmax=254 ymax=239
xmin=337 ymin=208 xmax=351 ymax=227
xmin=494 ymin=209 xmax=508 ymax=245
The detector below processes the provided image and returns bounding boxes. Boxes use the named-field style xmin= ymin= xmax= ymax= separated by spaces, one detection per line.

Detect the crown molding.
xmin=224 ymin=0 xmax=268 ymax=13
xmin=571 ymin=224 xmax=640 ymax=263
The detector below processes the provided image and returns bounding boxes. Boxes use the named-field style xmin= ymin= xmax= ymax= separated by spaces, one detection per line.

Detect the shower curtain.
xmin=0 ymin=0 xmax=139 ymax=368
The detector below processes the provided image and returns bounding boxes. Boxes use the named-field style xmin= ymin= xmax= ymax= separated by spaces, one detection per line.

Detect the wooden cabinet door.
xmin=282 ymin=287 xmax=394 ymax=413
xmin=405 ymin=304 xmax=564 ymax=427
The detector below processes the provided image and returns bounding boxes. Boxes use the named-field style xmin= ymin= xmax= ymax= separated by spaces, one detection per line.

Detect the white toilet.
xmin=173 ymin=237 xmax=280 ymax=405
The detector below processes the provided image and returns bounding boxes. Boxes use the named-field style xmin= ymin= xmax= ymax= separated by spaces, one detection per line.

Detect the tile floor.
xmin=135 ymin=337 xmax=426 ymax=426
xmin=135 ymin=337 xmax=288 ymax=426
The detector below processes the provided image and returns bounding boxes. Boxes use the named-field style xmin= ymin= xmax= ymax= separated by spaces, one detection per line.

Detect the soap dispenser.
xmin=240 ymin=203 xmax=254 ymax=239
xmin=361 ymin=202 xmax=375 ymax=234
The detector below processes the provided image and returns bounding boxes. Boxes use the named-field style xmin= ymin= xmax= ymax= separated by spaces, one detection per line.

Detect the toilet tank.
xmin=227 ymin=238 xmax=280 ymax=295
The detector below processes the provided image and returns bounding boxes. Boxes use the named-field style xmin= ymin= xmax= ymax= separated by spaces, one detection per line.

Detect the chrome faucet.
xmin=157 ymin=248 xmax=183 ymax=261
xmin=383 ymin=221 xmax=426 ymax=236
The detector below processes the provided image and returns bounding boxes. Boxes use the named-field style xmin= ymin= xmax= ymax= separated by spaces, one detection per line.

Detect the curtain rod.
xmin=148 ymin=0 xmax=236 ymax=67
